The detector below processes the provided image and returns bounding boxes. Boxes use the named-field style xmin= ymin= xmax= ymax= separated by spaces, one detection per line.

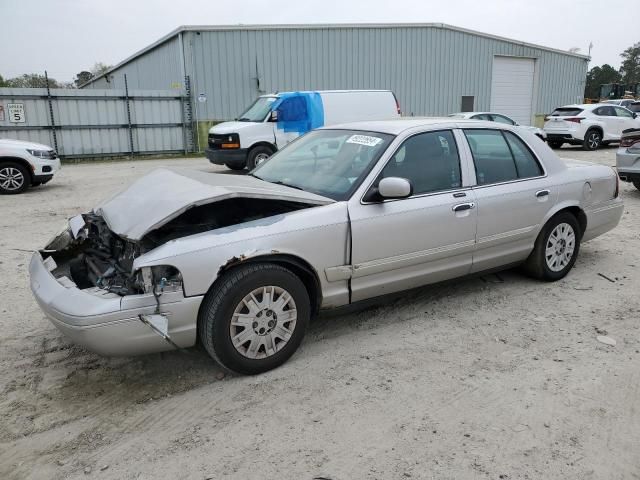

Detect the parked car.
xmin=449 ymin=112 xmax=547 ymax=140
xmin=627 ymin=101 xmax=640 ymax=114
xmin=31 ymin=119 xmax=623 ymax=374
xmin=205 ymin=90 xmax=401 ymax=170
xmin=604 ymin=99 xmax=637 ymax=109
xmin=543 ymin=103 xmax=640 ymax=150
xmin=0 ymin=138 xmax=61 ymax=194
xmin=617 ymin=128 xmax=640 ymax=191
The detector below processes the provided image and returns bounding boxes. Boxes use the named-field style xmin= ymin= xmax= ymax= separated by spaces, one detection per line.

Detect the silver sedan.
xmin=30 ymin=119 xmax=623 ymax=374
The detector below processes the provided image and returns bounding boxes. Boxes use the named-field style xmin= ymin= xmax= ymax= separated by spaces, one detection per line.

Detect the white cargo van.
xmin=205 ymin=90 xmax=401 ymax=170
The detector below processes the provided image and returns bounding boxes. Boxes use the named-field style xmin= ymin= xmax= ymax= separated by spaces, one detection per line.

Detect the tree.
xmin=74 ymin=70 xmax=94 ymax=87
xmin=619 ymin=42 xmax=640 ymax=84
xmin=5 ymin=73 xmax=61 ymax=88
xmin=0 ymin=74 xmax=7 ymax=87
xmin=90 ymin=62 xmax=111 ymax=77
xmin=584 ymin=64 xmax=621 ymax=99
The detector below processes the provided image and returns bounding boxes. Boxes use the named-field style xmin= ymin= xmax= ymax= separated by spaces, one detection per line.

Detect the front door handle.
xmin=452 ymin=202 xmax=475 ymax=212
xmin=536 ymin=189 xmax=550 ymax=198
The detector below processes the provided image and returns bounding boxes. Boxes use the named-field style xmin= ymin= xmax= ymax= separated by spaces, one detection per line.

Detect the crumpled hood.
xmin=96 ymin=168 xmax=334 ymax=241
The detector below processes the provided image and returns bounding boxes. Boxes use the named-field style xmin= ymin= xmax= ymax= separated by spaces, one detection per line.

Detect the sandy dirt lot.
xmin=1 ymin=146 xmax=639 ymax=480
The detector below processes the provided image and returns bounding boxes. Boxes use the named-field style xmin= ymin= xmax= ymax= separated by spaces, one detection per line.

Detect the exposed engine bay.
xmin=41 ymin=198 xmax=312 ymax=296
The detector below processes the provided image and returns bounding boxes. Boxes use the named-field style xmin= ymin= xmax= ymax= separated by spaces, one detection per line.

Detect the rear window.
xmin=549 ymin=108 xmax=584 ymax=117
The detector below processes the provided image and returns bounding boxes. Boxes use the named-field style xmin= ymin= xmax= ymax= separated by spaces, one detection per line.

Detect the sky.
xmin=0 ymin=0 xmax=637 ymax=83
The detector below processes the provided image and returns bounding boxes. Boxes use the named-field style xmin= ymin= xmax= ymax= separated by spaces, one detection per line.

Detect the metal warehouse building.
xmin=83 ymin=23 xmax=588 ymax=148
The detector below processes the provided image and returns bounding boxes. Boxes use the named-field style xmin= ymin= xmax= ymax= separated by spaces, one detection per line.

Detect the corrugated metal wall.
xmin=87 ymin=35 xmax=185 ymax=91
xmin=185 ymin=26 xmax=588 ymax=122
xmin=85 ymin=25 xmax=589 ymax=125
xmin=0 ymin=88 xmax=189 ymax=157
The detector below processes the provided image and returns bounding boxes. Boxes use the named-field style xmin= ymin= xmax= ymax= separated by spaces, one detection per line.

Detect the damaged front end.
xmin=42 ymin=212 xmax=181 ymax=297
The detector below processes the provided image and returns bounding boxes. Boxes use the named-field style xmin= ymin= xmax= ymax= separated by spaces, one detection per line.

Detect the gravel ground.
xmin=1 ymin=145 xmax=639 ymax=480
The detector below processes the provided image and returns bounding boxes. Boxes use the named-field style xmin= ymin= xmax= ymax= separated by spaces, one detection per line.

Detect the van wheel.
xmin=0 ymin=162 xmax=30 ymax=194
xmin=583 ymin=130 xmax=602 ymax=150
xmin=523 ymin=212 xmax=581 ymax=281
xmin=247 ymin=146 xmax=273 ymax=170
xmin=198 ymin=263 xmax=310 ymax=375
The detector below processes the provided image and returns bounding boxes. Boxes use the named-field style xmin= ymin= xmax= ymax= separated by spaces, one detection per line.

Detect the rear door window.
xmin=464 ymin=129 xmax=543 ymax=185
xmin=594 ymin=106 xmax=617 ymax=116
xmin=491 ymin=114 xmax=516 ymax=125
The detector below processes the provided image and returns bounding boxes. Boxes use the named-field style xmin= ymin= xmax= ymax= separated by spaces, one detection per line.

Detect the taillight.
xmin=564 ymin=117 xmax=583 ymax=123
xmin=620 ymin=135 xmax=640 ymax=148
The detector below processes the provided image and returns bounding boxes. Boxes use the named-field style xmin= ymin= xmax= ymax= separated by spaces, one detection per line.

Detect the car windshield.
xmin=251 ymin=129 xmax=395 ymax=201
xmin=238 ymin=96 xmax=277 ymax=122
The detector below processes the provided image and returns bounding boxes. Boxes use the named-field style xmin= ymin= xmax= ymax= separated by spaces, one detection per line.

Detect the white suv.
xmin=543 ymin=103 xmax=640 ymax=150
xmin=0 ymin=139 xmax=61 ymax=194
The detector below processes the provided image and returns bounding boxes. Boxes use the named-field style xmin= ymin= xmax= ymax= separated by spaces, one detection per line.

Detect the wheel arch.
xmin=541 ymin=202 xmax=587 ymax=237
xmin=212 ymin=253 xmax=322 ymax=316
xmin=248 ymin=142 xmax=277 ymax=154
xmin=0 ymin=156 xmax=34 ymax=182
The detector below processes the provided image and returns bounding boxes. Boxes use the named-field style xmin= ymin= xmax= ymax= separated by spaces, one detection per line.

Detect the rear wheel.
xmin=583 ymin=129 xmax=602 ymax=150
xmin=0 ymin=162 xmax=29 ymax=194
xmin=523 ymin=212 xmax=581 ymax=281
xmin=548 ymin=140 xmax=563 ymax=149
xmin=198 ymin=263 xmax=310 ymax=375
xmin=246 ymin=146 xmax=273 ymax=170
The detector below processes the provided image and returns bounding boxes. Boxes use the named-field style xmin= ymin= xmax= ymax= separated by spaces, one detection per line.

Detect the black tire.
xmin=225 ymin=162 xmax=245 ymax=171
xmin=583 ymin=129 xmax=602 ymax=151
xmin=246 ymin=146 xmax=273 ymax=170
xmin=0 ymin=161 xmax=30 ymax=194
xmin=633 ymin=180 xmax=640 ymax=191
xmin=198 ymin=263 xmax=310 ymax=375
xmin=548 ymin=140 xmax=563 ymax=149
xmin=523 ymin=212 xmax=581 ymax=281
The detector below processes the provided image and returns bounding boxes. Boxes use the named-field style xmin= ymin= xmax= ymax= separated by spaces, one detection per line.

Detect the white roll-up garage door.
xmin=490 ymin=56 xmax=535 ymax=126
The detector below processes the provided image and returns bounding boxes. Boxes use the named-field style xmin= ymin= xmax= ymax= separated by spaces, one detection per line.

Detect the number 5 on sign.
xmin=8 ymin=103 xmax=26 ymax=123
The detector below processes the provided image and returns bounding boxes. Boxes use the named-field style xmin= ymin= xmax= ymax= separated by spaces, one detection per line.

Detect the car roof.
xmin=322 ymin=117 xmax=510 ymax=135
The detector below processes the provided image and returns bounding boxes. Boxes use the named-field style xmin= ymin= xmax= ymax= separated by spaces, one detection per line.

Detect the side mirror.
xmin=269 ymin=110 xmax=278 ymax=122
xmin=633 ymin=113 xmax=638 ymax=119
xmin=378 ymin=177 xmax=413 ymax=200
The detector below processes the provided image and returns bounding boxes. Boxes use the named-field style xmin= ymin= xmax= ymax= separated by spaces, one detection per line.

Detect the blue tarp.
xmin=272 ymin=91 xmax=324 ymax=134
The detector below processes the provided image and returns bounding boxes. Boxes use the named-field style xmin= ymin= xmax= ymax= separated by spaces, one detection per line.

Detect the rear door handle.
xmin=452 ymin=202 xmax=475 ymax=212
xmin=536 ymin=189 xmax=550 ymax=198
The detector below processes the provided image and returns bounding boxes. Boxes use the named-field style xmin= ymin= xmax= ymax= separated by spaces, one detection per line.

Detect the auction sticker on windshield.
xmin=346 ymin=135 xmax=383 ymax=147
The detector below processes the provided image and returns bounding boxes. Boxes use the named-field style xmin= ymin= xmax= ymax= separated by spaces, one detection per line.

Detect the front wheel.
xmin=583 ymin=130 xmax=602 ymax=151
xmin=0 ymin=162 xmax=30 ymax=194
xmin=523 ymin=212 xmax=581 ymax=281
xmin=246 ymin=146 xmax=273 ymax=170
xmin=198 ymin=263 xmax=310 ymax=375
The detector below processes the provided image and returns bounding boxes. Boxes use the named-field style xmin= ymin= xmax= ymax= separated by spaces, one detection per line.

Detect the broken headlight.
xmin=138 ymin=265 xmax=183 ymax=294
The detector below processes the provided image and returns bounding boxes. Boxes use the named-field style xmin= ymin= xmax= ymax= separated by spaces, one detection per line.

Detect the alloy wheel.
xmin=230 ymin=285 xmax=297 ymax=359
xmin=588 ymin=132 xmax=601 ymax=149
xmin=545 ymin=222 xmax=576 ymax=272
xmin=0 ymin=167 xmax=25 ymax=191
